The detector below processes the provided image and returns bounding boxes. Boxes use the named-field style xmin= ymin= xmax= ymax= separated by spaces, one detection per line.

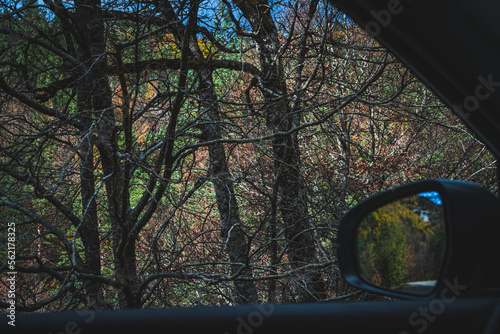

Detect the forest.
xmin=357 ymin=193 xmax=445 ymax=290
xmin=0 ymin=0 xmax=497 ymax=311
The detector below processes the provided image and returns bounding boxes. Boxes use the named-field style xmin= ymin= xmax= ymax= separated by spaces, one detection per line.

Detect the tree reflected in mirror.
xmin=356 ymin=192 xmax=446 ymax=294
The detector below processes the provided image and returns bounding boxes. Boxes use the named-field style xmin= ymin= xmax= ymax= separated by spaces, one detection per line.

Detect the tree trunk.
xmin=74 ymin=0 xmax=136 ymax=309
xmin=232 ymin=0 xmax=325 ymax=302
xmin=155 ymin=0 xmax=258 ymax=304
xmin=198 ymin=70 xmax=258 ymax=304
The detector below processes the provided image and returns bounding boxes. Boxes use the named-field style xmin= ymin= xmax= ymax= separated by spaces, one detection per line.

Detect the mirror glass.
xmin=356 ymin=191 xmax=446 ymax=294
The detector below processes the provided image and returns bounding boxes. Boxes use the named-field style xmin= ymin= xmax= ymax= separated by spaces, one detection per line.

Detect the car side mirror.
xmin=338 ymin=179 xmax=500 ymax=299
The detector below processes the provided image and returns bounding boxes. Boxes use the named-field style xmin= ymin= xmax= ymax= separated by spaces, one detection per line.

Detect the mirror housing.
xmin=338 ymin=179 xmax=500 ymax=299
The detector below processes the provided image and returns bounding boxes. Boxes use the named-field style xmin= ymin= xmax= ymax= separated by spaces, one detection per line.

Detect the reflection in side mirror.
xmin=356 ymin=192 xmax=446 ymax=295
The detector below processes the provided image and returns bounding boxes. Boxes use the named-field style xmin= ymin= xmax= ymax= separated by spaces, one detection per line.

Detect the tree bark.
xmin=198 ymin=72 xmax=258 ymax=304
xmin=156 ymin=0 xmax=258 ymax=304
xmin=74 ymin=0 xmax=134 ymax=309
xmin=231 ymin=0 xmax=325 ymax=302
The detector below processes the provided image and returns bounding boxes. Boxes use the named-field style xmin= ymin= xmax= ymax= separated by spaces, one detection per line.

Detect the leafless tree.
xmin=0 ymin=0 xmax=495 ymax=311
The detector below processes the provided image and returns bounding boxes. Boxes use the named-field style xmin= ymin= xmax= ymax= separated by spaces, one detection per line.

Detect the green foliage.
xmin=358 ymin=194 xmax=445 ymax=289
